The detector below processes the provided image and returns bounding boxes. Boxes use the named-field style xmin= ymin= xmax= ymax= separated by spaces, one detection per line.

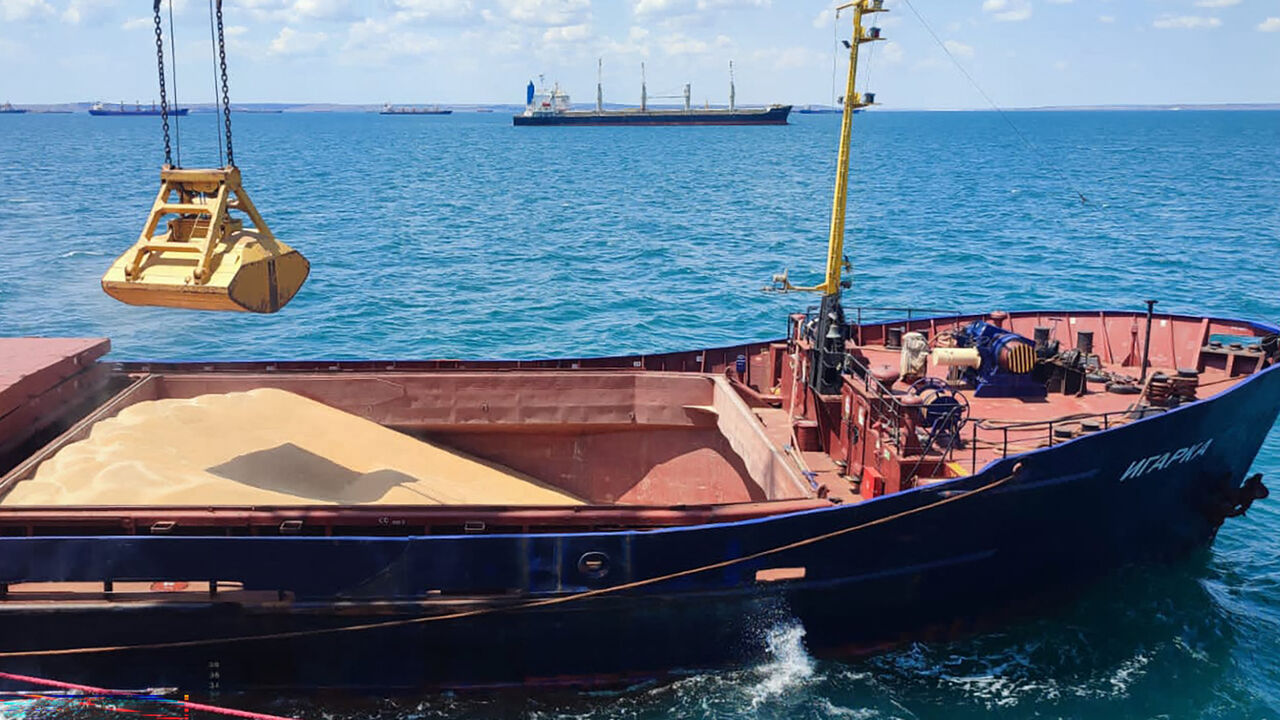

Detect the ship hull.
xmin=1 ymin=353 xmax=1276 ymax=692
xmin=513 ymin=105 xmax=791 ymax=126
xmin=88 ymin=108 xmax=190 ymax=116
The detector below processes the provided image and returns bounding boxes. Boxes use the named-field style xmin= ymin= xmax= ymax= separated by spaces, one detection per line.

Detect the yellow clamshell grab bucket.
xmin=102 ymin=166 xmax=309 ymax=313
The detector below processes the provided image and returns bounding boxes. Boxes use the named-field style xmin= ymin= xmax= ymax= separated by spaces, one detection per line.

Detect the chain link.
xmin=153 ymin=0 xmax=172 ymax=167
xmin=215 ymin=0 xmax=234 ymax=167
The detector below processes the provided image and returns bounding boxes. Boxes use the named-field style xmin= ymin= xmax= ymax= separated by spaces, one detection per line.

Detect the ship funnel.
xmin=683 ymin=83 xmax=691 ymax=111
xmin=596 ymin=58 xmax=603 ymax=112
xmin=526 ymin=80 xmax=535 ymax=106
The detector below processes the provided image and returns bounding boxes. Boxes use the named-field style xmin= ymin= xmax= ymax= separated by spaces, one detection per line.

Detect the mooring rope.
xmin=0 ymin=468 xmax=1016 ymax=659
xmin=899 ymin=0 xmax=1091 ymax=205
xmin=0 ymin=671 xmax=298 ymax=720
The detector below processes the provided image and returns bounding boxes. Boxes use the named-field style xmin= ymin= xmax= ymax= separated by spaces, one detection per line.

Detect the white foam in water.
xmin=747 ymin=621 xmax=817 ymax=709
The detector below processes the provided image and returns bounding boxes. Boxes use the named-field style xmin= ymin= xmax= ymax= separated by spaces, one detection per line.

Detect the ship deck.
xmin=0 ymin=308 xmax=1274 ymax=537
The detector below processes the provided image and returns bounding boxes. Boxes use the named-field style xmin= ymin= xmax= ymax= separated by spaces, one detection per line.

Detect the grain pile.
xmin=2 ymin=388 xmax=582 ymax=506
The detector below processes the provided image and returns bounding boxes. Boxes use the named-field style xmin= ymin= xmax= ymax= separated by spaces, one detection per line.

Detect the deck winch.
xmin=100 ymin=0 xmax=308 ymax=313
xmin=951 ymin=320 xmax=1046 ymax=398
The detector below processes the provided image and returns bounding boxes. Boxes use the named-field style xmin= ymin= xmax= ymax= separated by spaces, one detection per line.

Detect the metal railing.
xmin=968 ymin=406 xmax=1168 ymax=468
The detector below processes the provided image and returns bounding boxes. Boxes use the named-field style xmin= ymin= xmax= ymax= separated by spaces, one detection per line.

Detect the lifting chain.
xmin=214 ymin=0 xmax=234 ymax=167
xmin=152 ymin=0 xmax=172 ymax=167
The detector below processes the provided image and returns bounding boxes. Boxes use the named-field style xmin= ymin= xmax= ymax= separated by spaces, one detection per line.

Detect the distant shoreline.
xmin=6 ymin=102 xmax=1279 ymax=114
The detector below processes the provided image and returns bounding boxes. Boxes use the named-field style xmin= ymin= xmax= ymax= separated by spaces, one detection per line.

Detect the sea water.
xmin=1 ymin=110 xmax=1278 ymax=719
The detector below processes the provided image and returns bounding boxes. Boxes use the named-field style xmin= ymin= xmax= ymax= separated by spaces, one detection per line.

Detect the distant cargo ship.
xmin=89 ymin=101 xmax=188 ymax=117
xmin=514 ymin=61 xmax=790 ymax=127
xmin=799 ymin=102 xmax=869 ymax=115
xmin=0 ymin=103 xmax=27 ymax=114
xmin=380 ymin=104 xmax=452 ymax=115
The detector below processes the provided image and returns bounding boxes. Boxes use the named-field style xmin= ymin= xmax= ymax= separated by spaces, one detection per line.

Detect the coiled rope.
xmin=0 ymin=468 xmax=1016 ymax=659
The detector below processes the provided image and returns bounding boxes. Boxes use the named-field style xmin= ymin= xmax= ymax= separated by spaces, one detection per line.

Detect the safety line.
xmin=0 ymin=671 xmax=298 ymax=720
xmin=0 ymin=469 xmax=1015 ymax=659
xmin=207 ymin=0 xmax=224 ymax=167
xmin=900 ymin=0 xmax=1090 ymax=205
xmin=167 ymin=0 xmax=181 ymax=167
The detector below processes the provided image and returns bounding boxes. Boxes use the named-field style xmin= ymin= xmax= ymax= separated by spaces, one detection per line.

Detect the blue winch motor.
xmin=955 ymin=320 xmax=1047 ymax=398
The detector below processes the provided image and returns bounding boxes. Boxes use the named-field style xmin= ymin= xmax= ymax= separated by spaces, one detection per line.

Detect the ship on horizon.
xmin=380 ymin=103 xmax=452 ymax=115
xmin=514 ymin=60 xmax=791 ymax=127
xmin=89 ymin=101 xmax=188 ymax=116
xmin=0 ymin=103 xmax=27 ymax=114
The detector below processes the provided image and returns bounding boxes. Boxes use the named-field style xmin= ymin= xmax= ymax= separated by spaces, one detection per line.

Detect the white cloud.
xmin=392 ymin=0 xmax=476 ymax=24
xmin=658 ymin=31 xmax=729 ymax=55
xmin=634 ymin=0 xmax=767 ymax=20
xmin=341 ymin=17 xmax=439 ymax=64
xmin=1098 ymin=15 xmax=1114 ymax=24
xmin=1 ymin=0 xmax=54 ymax=22
xmin=1152 ymin=15 xmax=1222 ymax=29
xmin=982 ymin=0 xmax=1031 ymax=22
xmin=542 ymin=22 xmax=588 ymax=43
xmin=120 ymin=15 xmax=150 ymax=29
xmin=1194 ymin=0 xmax=1239 ymax=7
xmin=943 ymin=39 xmax=974 ymax=58
xmin=1260 ymin=17 xmax=1280 ymax=31
xmin=500 ymin=0 xmax=590 ymax=26
xmin=230 ymin=0 xmax=356 ymax=22
xmin=268 ymin=25 xmax=328 ymax=55
xmin=61 ymin=0 xmax=116 ymax=25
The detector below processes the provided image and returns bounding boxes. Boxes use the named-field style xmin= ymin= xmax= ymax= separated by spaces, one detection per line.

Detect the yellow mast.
xmin=824 ymin=0 xmax=885 ymax=295
xmin=769 ymin=0 xmax=885 ymax=295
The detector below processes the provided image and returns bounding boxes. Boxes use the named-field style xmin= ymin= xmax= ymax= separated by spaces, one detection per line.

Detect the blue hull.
xmin=1 ymin=349 xmax=1277 ymax=692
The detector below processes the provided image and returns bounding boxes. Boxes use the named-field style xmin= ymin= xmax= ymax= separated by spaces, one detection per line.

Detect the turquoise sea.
xmin=1 ymin=110 xmax=1279 ymax=719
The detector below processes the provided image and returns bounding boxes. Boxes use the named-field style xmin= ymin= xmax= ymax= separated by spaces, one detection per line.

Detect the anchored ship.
xmin=89 ymin=101 xmax=189 ymax=117
xmin=514 ymin=60 xmax=791 ymax=126
xmin=0 ymin=103 xmax=27 ymax=114
xmin=0 ymin=0 xmax=1277 ymax=695
xmin=380 ymin=103 xmax=453 ymax=115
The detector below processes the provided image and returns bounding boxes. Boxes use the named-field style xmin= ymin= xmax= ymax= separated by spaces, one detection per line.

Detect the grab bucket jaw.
xmin=102 ymin=167 xmax=309 ymax=314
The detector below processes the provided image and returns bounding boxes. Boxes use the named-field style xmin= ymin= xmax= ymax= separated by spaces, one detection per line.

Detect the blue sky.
xmin=1 ymin=0 xmax=1278 ymax=106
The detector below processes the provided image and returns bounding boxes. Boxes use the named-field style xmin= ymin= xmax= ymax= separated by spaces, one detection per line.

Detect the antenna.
xmin=641 ymin=62 xmax=647 ymax=112
xmin=729 ymin=60 xmax=736 ymax=111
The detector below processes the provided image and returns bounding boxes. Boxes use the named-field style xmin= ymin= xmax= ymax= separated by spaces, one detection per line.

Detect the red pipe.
xmin=0 ymin=671 xmax=298 ymax=720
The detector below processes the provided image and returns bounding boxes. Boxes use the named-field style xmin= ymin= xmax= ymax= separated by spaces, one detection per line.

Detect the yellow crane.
xmin=101 ymin=0 xmax=308 ymax=313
